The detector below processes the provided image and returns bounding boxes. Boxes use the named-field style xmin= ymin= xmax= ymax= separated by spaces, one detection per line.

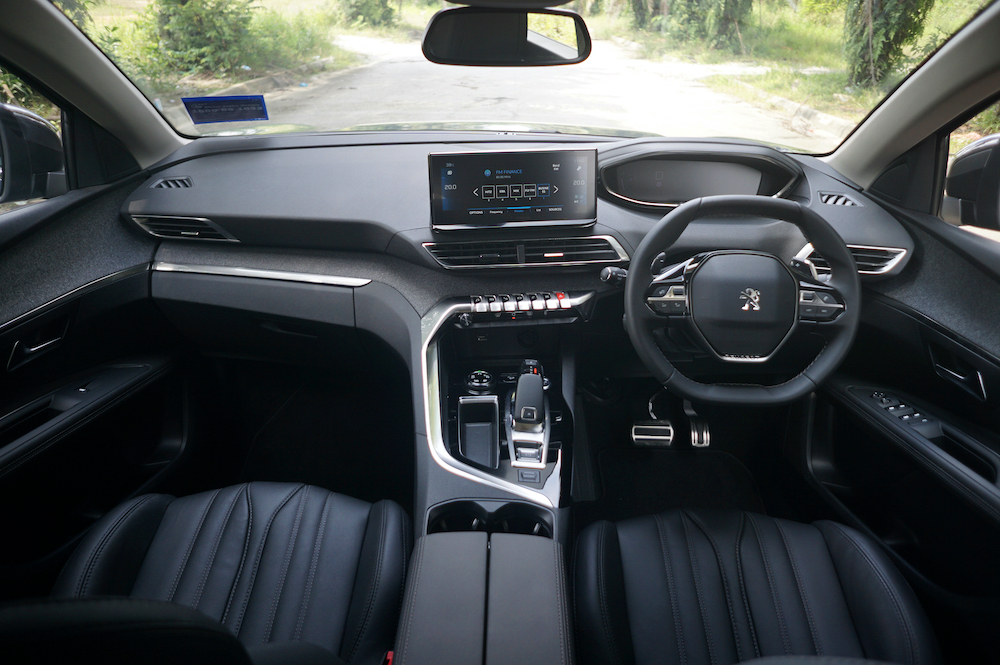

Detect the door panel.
xmin=0 ymin=180 xmax=188 ymax=600
xmin=794 ymin=211 xmax=1000 ymax=659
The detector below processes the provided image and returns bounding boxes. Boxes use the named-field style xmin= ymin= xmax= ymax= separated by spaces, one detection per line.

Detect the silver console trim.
xmin=422 ymin=299 xmax=560 ymax=508
xmin=153 ymin=262 xmax=372 ymax=287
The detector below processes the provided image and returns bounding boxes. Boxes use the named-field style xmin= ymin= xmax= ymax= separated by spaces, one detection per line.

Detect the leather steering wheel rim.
xmin=624 ymin=195 xmax=862 ymax=405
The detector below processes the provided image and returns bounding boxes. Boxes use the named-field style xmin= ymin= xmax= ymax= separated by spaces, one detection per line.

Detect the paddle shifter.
xmin=509 ymin=359 xmax=549 ymax=469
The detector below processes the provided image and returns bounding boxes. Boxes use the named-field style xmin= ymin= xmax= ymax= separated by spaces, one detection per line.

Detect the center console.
xmin=402 ymin=287 xmax=596 ymax=665
xmin=396 ymin=147 xmax=612 ymax=664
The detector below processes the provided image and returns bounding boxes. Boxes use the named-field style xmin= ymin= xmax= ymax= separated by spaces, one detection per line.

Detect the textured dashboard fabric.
xmin=53 ymin=482 xmax=410 ymax=665
xmin=0 ymin=183 xmax=156 ymax=327
xmin=574 ymin=510 xmax=939 ymax=665
xmin=872 ymin=223 xmax=1000 ymax=359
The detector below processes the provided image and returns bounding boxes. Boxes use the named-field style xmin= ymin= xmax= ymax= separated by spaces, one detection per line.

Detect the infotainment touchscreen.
xmin=429 ymin=149 xmax=597 ymax=230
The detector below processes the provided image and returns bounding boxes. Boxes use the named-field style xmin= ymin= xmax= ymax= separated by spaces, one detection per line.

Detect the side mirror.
xmin=942 ymin=133 xmax=1000 ymax=229
xmin=0 ymin=102 xmax=66 ymax=204
xmin=422 ymin=7 xmax=591 ymax=67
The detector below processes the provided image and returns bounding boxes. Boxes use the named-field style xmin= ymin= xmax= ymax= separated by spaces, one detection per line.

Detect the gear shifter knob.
xmin=513 ymin=372 xmax=545 ymax=428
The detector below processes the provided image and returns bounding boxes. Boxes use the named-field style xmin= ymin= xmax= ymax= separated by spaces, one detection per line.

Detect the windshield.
xmin=52 ymin=0 xmax=994 ymax=153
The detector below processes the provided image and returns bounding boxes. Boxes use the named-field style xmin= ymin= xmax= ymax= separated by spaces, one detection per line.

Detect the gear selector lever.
xmin=509 ymin=359 xmax=550 ymax=469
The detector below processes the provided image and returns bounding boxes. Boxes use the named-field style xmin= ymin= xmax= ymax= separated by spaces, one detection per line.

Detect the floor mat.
xmin=574 ymin=448 xmax=764 ymax=529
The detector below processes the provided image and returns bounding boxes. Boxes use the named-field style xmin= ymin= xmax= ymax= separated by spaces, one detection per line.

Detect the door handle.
xmin=928 ymin=342 xmax=988 ymax=402
xmin=7 ymin=335 xmax=63 ymax=371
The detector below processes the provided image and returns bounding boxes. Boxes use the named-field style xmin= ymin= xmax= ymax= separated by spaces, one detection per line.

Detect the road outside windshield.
xmin=51 ymin=0 xmax=995 ymax=153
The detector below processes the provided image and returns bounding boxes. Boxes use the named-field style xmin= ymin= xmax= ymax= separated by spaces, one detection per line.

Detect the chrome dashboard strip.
xmin=153 ymin=262 xmax=372 ymax=287
xmin=0 ymin=263 xmax=150 ymax=335
xmin=421 ymin=299 xmax=560 ymax=508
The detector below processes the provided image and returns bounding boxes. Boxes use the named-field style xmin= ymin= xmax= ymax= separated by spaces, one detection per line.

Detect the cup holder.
xmin=426 ymin=500 xmax=554 ymax=538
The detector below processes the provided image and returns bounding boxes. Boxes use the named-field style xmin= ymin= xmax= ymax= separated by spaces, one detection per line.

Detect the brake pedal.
xmin=631 ymin=420 xmax=674 ymax=447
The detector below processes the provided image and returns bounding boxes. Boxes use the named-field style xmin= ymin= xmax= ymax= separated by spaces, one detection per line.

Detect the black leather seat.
xmin=574 ymin=510 xmax=939 ymax=665
xmin=50 ymin=482 xmax=410 ymax=665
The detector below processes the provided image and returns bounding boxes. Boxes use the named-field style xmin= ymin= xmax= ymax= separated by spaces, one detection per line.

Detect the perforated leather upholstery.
xmin=53 ymin=482 xmax=410 ymax=665
xmin=574 ymin=510 xmax=939 ymax=665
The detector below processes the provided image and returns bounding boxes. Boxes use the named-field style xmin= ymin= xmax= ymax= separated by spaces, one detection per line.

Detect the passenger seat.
xmin=18 ymin=482 xmax=410 ymax=665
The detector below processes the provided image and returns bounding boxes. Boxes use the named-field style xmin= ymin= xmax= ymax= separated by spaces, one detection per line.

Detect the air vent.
xmin=150 ymin=176 xmax=193 ymax=189
xmin=798 ymin=243 xmax=906 ymax=276
xmin=818 ymin=191 xmax=861 ymax=207
xmin=424 ymin=235 xmax=628 ymax=269
xmin=132 ymin=215 xmax=236 ymax=242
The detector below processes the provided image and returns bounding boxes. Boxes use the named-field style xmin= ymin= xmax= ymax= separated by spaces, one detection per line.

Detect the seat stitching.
xmin=346 ymin=501 xmax=389 ymax=663
xmin=263 ymin=484 xmax=308 ymax=644
xmin=553 ymin=540 xmax=567 ymax=665
xmin=191 ymin=487 xmax=243 ymax=610
xmin=399 ymin=537 xmax=425 ymax=665
xmin=825 ymin=522 xmax=917 ymax=665
xmin=596 ymin=522 xmax=623 ymax=665
xmin=816 ymin=527 xmax=865 ymax=658
xmin=687 ymin=510 xmax=744 ymax=663
xmin=293 ymin=490 xmax=332 ymax=641
xmin=167 ymin=488 xmax=221 ymax=603
xmin=680 ymin=510 xmax=717 ymax=665
xmin=230 ymin=483 xmax=304 ymax=638
xmin=654 ymin=513 xmax=687 ymax=665
xmin=774 ymin=519 xmax=821 ymax=656
xmin=748 ymin=513 xmax=792 ymax=655
xmin=221 ymin=484 xmax=254 ymax=626
xmin=78 ymin=494 xmax=159 ymax=597
xmin=734 ymin=512 xmax=761 ymax=659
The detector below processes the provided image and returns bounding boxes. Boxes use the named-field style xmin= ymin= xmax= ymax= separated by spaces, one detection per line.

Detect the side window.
xmin=943 ymin=102 xmax=1000 ymax=244
xmin=0 ymin=65 xmax=65 ymax=215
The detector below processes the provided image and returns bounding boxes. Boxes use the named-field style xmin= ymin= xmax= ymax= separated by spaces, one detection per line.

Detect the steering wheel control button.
xmin=646 ymin=285 xmax=688 ymax=315
xmin=799 ymin=289 xmax=844 ymax=321
xmin=688 ymin=253 xmax=797 ymax=360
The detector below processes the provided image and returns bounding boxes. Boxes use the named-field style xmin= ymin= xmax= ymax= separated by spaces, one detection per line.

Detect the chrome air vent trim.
xmin=132 ymin=215 xmax=237 ymax=242
xmin=150 ymin=176 xmax=193 ymax=189
xmin=818 ymin=191 xmax=863 ymax=207
xmin=423 ymin=235 xmax=629 ymax=269
xmin=153 ymin=262 xmax=371 ymax=287
xmin=795 ymin=243 xmax=907 ymax=276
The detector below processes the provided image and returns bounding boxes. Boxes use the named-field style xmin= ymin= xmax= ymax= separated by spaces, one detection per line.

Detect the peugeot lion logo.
xmin=740 ymin=288 xmax=761 ymax=311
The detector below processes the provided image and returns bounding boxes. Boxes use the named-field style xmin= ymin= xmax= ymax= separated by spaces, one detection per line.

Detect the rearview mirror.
xmin=422 ymin=7 xmax=591 ymax=67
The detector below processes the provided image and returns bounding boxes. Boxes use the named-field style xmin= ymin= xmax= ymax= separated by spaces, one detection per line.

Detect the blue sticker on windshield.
xmin=182 ymin=95 xmax=268 ymax=124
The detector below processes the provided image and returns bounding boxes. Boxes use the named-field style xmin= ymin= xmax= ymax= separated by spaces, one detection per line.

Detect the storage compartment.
xmin=426 ymin=499 xmax=554 ymax=538
xmin=458 ymin=395 xmax=499 ymax=469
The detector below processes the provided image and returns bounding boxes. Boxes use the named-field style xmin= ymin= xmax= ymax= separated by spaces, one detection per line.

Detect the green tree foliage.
xmin=631 ymin=0 xmax=753 ymax=51
xmin=337 ymin=0 xmax=397 ymax=27
xmin=845 ymin=0 xmax=936 ymax=87
xmin=155 ymin=0 xmax=256 ymax=73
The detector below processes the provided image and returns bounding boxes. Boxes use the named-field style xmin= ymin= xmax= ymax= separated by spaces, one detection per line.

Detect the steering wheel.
xmin=624 ymin=195 xmax=861 ymax=405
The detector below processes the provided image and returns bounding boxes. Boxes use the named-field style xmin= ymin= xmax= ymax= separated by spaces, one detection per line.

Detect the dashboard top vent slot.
xmin=150 ymin=176 xmax=193 ymax=189
xmin=818 ymin=191 xmax=862 ymax=207
xmin=132 ymin=215 xmax=236 ymax=242
xmin=797 ymin=243 xmax=906 ymax=276
xmin=424 ymin=235 xmax=628 ymax=269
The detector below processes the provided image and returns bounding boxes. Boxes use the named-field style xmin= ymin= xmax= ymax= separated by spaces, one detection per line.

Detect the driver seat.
xmin=574 ymin=510 xmax=939 ymax=665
